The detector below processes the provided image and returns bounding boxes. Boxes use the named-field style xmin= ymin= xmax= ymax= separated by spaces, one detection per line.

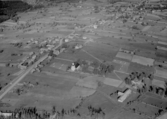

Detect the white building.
xmin=70 ymin=63 xmax=80 ymax=72
xmin=118 ymin=89 xmax=132 ymax=103
xmin=75 ymin=44 xmax=83 ymax=49
xmin=0 ymin=112 xmax=12 ymax=118
xmin=64 ymin=39 xmax=69 ymax=42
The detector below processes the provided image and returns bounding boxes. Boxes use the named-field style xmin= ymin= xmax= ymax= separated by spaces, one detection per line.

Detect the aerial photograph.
xmin=0 ymin=0 xmax=167 ymax=119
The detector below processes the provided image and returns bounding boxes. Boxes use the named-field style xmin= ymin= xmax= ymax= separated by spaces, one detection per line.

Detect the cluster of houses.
xmin=18 ymin=52 xmax=38 ymax=69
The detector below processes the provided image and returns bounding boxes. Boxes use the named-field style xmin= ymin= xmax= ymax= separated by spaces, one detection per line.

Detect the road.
xmin=0 ymin=39 xmax=63 ymax=100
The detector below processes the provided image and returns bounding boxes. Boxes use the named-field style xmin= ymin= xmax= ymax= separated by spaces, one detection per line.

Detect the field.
xmin=128 ymin=62 xmax=155 ymax=74
xmin=115 ymin=52 xmax=133 ymax=61
xmin=131 ymin=55 xmax=154 ymax=66
xmin=0 ymin=0 xmax=167 ymax=118
xmin=141 ymin=95 xmax=167 ymax=109
xmin=113 ymin=59 xmax=130 ymax=73
xmin=154 ymin=67 xmax=167 ymax=79
xmin=126 ymin=101 xmax=159 ymax=118
xmin=1 ymin=70 xmax=87 ymax=111
xmin=103 ymin=77 xmax=123 ymax=87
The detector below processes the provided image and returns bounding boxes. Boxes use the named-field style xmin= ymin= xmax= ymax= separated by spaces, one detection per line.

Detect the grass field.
xmin=142 ymin=96 xmax=167 ymax=109
xmin=128 ymin=62 xmax=155 ymax=74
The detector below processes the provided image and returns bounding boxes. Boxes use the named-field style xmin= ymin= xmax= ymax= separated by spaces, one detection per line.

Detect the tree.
xmin=107 ymin=65 xmax=114 ymax=73
xmin=125 ymin=77 xmax=131 ymax=85
xmin=52 ymin=106 xmax=56 ymax=114
xmin=76 ymin=59 xmax=82 ymax=65
xmin=164 ymin=81 xmax=167 ymax=97
xmin=93 ymin=68 xmax=98 ymax=74
xmin=91 ymin=61 xmax=99 ymax=68
xmin=16 ymin=88 xmax=21 ymax=95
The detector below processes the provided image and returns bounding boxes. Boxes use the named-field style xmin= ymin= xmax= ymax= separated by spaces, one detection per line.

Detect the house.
xmin=118 ymin=89 xmax=132 ymax=103
xmin=18 ymin=64 xmax=27 ymax=70
xmin=131 ymin=79 xmax=144 ymax=89
xmin=53 ymin=50 xmax=60 ymax=55
xmin=64 ymin=39 xmax=69 ymax=42
xmin=75 ymin=44 xmax=83 ymax=49
xmin=83 ymin=36 xmax=87 ymax=40
xmin=30 ymin=68 xmax=36 ymax=73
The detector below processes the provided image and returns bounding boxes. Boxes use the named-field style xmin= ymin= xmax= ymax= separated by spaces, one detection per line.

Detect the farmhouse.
xmin=132 ymin=55 xmax=154 ymax=66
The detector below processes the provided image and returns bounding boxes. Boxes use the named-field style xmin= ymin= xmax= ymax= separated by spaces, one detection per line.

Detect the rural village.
xmin=0 ymin=0 xmax=167 ymax=119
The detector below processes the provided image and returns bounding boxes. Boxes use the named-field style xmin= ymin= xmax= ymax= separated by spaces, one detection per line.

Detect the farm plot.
xmin=82 ymin=42 xmax=118 ymax=62
xmin=50 ymin=62 xmax=68 ymax=71
xmin=76 ymin=76 xmax=102 ymax=90
xmin=132 ymin=55 xmax=154 ymax=66
xmin=70 ymin=86 xmax=96 ymax=98
xmin=115 ymin=71 xmax=129 ymax=80
xmin=154 ymin=67 xmax=167 ymax=79
xmin=111 ymin=61 xmax=122 ymax=71
xmin=115 ymin=109 xmax=151 ymax=119
xmin=142 ymin=25 xmax=151 ymax=32
xmin=2 ymin=70 xmax=82 ymax=111
xmin=128 ymin=62 xmax=154 ymax=74
xmin=113 ymin=59 xmax=130 ymax=72
xmin=158 ymin=41 xmax=167 ymax=46
xmin=141 ymin=96 xmax=167 ymax=109
xmin=127 ymin=101 xmax=159 ymax=117
xmin=115 ymin=52 xmax=133 ymax=61
xmin=103 ymin=78 xmax=123 ymax=87
xmin=0 ymin=67 xmax=19 ymax=88
xmin=58 ymin=50 xmax=97 ymax=62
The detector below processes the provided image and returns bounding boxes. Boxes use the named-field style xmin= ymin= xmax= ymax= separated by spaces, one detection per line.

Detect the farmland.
xmin=0 ymin=0 xmax=167 ymax=119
